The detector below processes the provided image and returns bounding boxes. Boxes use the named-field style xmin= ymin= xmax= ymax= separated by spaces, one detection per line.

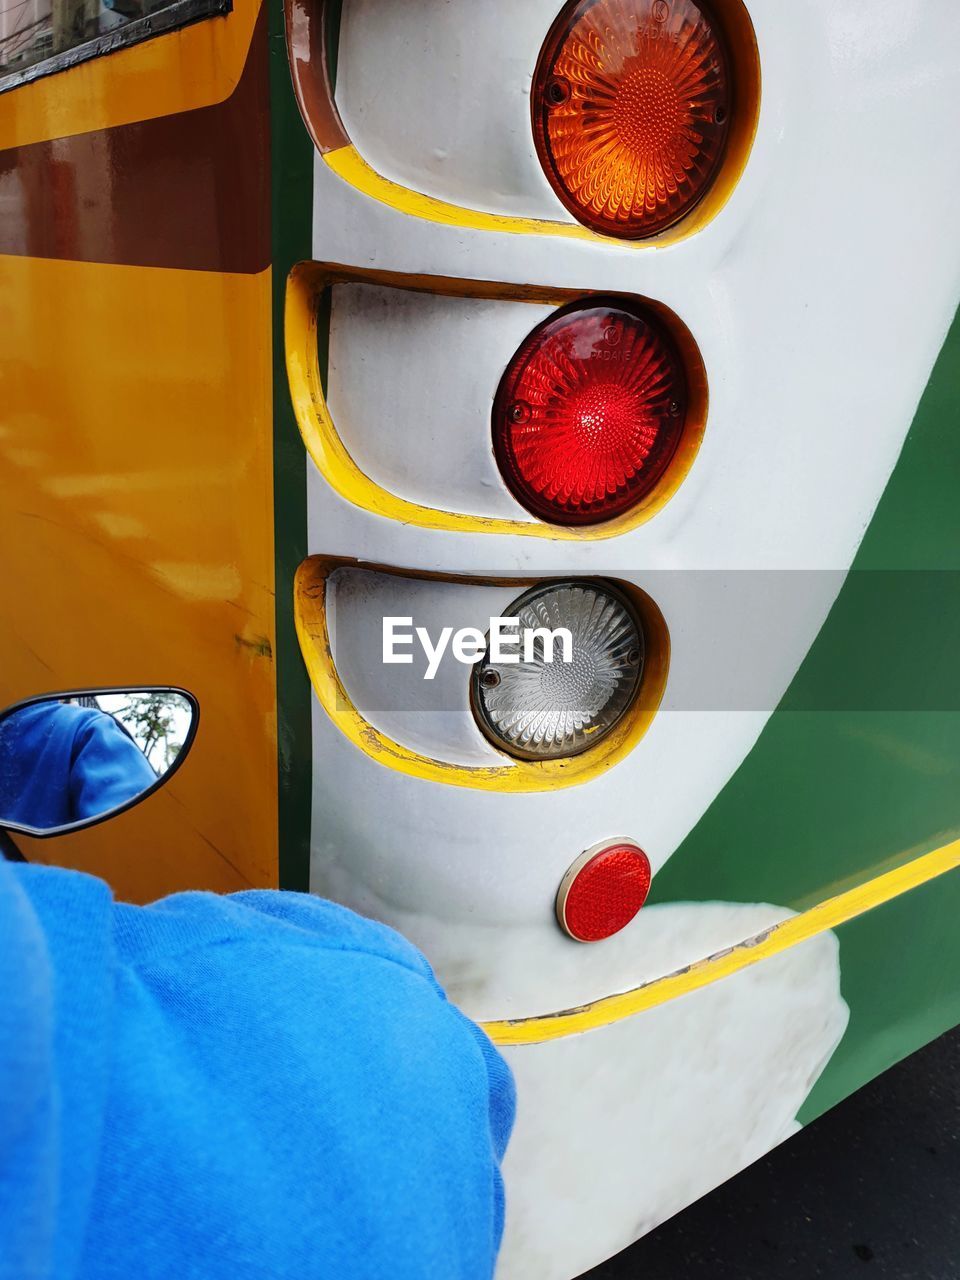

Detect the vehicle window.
xmin=0 ymin=0 xmax=227 ymax=90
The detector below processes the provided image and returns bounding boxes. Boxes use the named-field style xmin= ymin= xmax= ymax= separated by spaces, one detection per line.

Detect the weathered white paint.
xmin=320 ymin=563 xmax=844 ymax=1006
xmin=326 ymin=285 xmax=546 ymax=521
xmin=497 ymin=914 xmax=848 ymax=1278
xmin=308 ymin=1 xmax=960 ymax=1272
xmin=335 ymin=0 xmax=567 ymax=220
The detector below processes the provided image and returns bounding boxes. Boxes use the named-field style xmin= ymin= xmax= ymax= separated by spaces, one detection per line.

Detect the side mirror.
xmin=0 ymin=687 xmax=198 ymax=838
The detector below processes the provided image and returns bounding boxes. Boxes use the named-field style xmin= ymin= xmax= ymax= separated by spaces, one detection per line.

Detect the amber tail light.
xmin=533 ymin=0 xmax=736 ymax=240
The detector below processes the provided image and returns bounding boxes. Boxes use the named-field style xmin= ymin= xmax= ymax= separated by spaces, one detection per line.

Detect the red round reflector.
xmin=533 ymin=0 xmax=732 ymax=239
xmin=557 ymin=840 xmax=652 ymax=942
xmin=492 ymin=297 xmax=687 ymax=526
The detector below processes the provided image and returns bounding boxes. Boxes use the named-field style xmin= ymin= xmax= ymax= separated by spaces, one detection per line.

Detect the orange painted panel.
xmin=0 ymin=254 xmax=278 ymax=899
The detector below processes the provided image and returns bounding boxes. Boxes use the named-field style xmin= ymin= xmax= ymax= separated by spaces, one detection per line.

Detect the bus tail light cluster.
xmin=470 ymin=580 xmax=643 ymax=761
xmin=492 ymin=296 xmax=689 ymax=527
xmin=532 ymin=0 xmax=732 ymax=240
xmin=557 ymin=840 xmax=652 ymax=942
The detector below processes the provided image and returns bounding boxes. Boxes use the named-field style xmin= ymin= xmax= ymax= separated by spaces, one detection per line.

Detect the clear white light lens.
xmin=471 ymin=580 xmax=644 ymax=760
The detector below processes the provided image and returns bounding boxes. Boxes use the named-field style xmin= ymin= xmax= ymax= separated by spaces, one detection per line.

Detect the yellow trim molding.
xmin=285 ymin=261 xmax=708 ymax=540
xmin=294 ymin=557 xmax=670 ymax=793
xmin=481 ymin=836 xmax=960 ymax=1046
xmin=324 ymin=145 xmax=605 ymax=243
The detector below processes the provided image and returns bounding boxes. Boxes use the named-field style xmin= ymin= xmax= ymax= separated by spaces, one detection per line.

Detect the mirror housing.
xmin=0 ymin=687 xmax=198 ymax=839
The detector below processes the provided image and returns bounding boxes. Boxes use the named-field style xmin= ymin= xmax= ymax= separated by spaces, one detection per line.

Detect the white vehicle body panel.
xmin=306 ymin=2 xmax=960 ymax=1273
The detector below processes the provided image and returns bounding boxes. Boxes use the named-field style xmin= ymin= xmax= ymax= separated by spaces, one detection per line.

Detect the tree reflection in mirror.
xmin=0 ymin=687 xmax=197 ymax=837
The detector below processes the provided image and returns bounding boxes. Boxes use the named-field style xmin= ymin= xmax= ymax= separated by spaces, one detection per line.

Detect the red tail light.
xmin=492 ymin=297 xmax=688 ymax=526
xmin=533 ymin=0 xmax=732 ymax=239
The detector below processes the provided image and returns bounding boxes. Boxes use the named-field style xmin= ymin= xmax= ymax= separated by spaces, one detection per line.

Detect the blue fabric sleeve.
xmin=67 ymin=715 xmax=158 ymax=821
xmin=0 ymin=860 xmax=515 ymax=1280
xmin=0 ymin=704 xmax=159 ymax=831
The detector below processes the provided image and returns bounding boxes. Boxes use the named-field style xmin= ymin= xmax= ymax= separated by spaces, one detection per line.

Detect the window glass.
xmin=0 ymin=0 xmax=217 ymax=82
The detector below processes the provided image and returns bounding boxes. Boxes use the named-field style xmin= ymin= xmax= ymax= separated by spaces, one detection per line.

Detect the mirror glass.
xmin=0 ymin=688 xmax=196 ymax=836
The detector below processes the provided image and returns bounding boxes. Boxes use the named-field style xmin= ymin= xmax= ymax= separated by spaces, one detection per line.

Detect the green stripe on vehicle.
xmin=647 ymin=306 xmax=960 ymax=1115
xmin=270 ymin=0 xmax=314 ymax=892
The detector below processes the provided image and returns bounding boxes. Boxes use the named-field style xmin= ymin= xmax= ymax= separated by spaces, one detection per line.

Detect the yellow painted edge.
xmin=324 ymin=145 xmax=607 ymax=243
xmin=284 ymin=262 xmax=708 ymax=541
xmin=480 ymin=836 xmax=960 ymax=1046
xmin=322 ymin=140 xmax=752 ymax=251
xmin=293 ymin=557 xmax=669 ymax=794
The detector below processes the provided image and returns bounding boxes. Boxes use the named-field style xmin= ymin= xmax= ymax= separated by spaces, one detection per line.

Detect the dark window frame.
xmin=0 ymin=0 xmax=231 ymax=96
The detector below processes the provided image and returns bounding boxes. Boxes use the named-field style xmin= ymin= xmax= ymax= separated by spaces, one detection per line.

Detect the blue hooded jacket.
xmin=0 ymin=858 xmax=515 ymax=1279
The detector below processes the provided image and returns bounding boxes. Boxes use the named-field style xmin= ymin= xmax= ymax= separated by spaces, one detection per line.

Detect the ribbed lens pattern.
xmin=492 ymin=299 xmax=686 ymax=526
xmin=533 ymin=0 xmax=731 ymax=239
xmin=472 ymin=582 xmax=643 ymax=760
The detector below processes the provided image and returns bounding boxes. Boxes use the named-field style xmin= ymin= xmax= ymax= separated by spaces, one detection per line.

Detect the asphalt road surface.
xmin=581 ymin=1027 xmax=960 ymax=1280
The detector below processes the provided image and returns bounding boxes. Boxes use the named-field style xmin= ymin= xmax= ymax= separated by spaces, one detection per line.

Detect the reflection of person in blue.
xmin=0 ymin=701 xmax=158 ymax=830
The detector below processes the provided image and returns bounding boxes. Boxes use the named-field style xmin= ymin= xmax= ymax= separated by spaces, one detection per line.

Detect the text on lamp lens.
xmin=382 ymin=617 xmax=574 ymax=680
